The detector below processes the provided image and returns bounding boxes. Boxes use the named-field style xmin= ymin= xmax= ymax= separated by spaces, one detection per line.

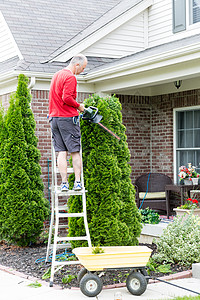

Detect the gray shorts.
xmin=50 ymin=117 xmax=81 ymax=153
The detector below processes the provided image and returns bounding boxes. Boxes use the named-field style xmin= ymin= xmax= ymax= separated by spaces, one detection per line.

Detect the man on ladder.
xmin=49 ymin=53 xmax=87 ymax=191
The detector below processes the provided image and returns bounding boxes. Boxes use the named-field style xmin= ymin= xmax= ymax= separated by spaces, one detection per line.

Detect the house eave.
xmin=84 ymin=42 xmax=200 ymax=83
xmin=0 ymin=70 xmax=92 ymax=96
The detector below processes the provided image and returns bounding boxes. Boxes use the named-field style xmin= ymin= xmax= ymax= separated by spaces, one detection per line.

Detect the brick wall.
xmin=151 ymin=94 xmax=174 ymax=179
xmin=118 ymin=89 xmax=200 ymax=184
xmin=119 ymin=95 xmax=151 ymax=181
xmin=31 ymin=90 xmax=51 ymax=199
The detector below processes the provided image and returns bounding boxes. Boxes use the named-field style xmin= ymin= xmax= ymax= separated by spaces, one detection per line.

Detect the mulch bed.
xmin=0 ymin=241 xmax=190 ymax=289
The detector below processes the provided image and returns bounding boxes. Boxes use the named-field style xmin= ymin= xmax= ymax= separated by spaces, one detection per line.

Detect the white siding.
xmin=148 ymin=0 xmax=200 ymax=48
xmin=0 ymin=11 xmax=22 ymax=63
xmin=84 ymin=13 xmax=145 ymax=58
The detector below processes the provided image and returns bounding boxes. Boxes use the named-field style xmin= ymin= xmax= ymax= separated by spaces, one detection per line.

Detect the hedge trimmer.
xmin=81 ymin=106 xmax=120 ymax=141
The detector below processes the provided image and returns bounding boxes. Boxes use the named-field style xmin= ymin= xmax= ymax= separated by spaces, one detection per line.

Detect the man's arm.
xmin=62 ymin=76 xmax=80 ymax=108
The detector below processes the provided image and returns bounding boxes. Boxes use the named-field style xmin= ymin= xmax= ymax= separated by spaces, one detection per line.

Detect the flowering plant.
xmin=178 ymin=163 xmax=199 ymax=182
xmin=177 ymin=198 xmax=199 ymax=210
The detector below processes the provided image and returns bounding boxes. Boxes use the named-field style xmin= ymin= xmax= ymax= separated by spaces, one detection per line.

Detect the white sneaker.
xmin=73 ymin=181 xmax=82 ymax=191
xmin=60 ymin=182 xmax=69 ymax=192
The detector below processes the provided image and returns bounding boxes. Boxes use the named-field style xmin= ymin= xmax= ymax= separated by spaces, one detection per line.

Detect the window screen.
xmin=176 ymin=109 xmax=200 ymax=178
xmin=190 ymin=0 xmax=200 ymax=24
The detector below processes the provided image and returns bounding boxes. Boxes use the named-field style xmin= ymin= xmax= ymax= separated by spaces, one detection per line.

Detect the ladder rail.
xmin=82 ymin=190 xmax=92 ymax=247
xmin=46 ymin=142 xmax=56 ymax=262
xmin=45 ymin=190 xmax=55 ymax=262
xmin=46 ymin=138 xmax=92 ymax=286
xmin=80 ymin=138 xmax=92 ymax=247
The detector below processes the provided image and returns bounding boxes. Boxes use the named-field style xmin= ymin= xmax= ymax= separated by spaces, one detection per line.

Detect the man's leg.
xmin=57 ymin=151 xmax=68 ymax=182
xmin=71 ymin=151 xmax=82 ymax=182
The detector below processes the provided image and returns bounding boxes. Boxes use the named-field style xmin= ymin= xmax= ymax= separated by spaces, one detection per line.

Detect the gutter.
xmin=28 ymin=76 xmax=36 ymax=90
xmin=84 ymin=42 xmax=200 ymax=82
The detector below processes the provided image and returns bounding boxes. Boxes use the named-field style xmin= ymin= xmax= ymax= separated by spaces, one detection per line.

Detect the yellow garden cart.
xmin=73 ymin=245 xmax=152 ymax=297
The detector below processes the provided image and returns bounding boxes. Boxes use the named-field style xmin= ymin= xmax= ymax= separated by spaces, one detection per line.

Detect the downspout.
xmin=28 ymin=76 xmax=36 ymax=90
xmin=28 ymin=76 xmax=36 ymax=110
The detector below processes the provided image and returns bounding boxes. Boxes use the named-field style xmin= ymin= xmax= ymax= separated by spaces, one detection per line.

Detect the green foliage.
xmin=146 ymin=258 xmax=157 ymax=274
xmin=42 ymin=268 xmax=51 ymax=279
xmin=38 ymin=226 xmax=54 ymax=244
xmin=140 ymin=207 xmax=161 ymax=224
xmin=156 ymin=263 xmax=172 ymax=273
xmin=0 ymin=74 xmax=49 ymax=246
xmin=57 ymin=253 xmax=76 ymax=261
xmin=173 ymin=296 xmax=200 ymax=300
xmin=92 ymin=245 xmax=105 ymax=254
xmin=28 ymin=281 xmax=42 ymax=288
xmin=0 ymin=104 xmax=7 ymax=160
xmin=62 ymin=274 xmax=76 ymax=284
xmin=68 ymin=94 xmax=141 ymax=247
xmin=177 ymin=198 xmax=199 ymax=210
xmin=0 ymin=104 xmax=7 ymax=202
xmin=16 ymin=74 xmax=45 ymax=194
xmin=152 ymin=214 xmax=200 ymax=267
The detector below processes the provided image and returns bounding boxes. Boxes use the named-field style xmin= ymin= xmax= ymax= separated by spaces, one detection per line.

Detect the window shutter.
xmin=173 ymin=0 xmax=186 ymax=33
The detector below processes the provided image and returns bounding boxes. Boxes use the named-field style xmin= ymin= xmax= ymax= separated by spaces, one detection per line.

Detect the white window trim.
xmin=186 ymin=0 xmax=200 ymax=29
xmin=173 ymin=105 xmax=200 ymax=184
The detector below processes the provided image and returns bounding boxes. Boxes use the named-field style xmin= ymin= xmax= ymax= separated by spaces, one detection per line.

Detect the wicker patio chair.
xmin=134 ymin=173 xmax=173 ymax=218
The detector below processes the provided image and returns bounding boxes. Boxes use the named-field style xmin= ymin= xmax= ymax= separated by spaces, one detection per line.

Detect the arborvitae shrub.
xmin=0 ymin=105 xmax=7 ymax=209
xmin=0 ymin=105 xmax=6 ymax=174
xmin=16 ymin=74 xmax=44 ymax=193
xmin=68 ymin=94 xmax=141 ymax=247
xmin=0 ymin=75 xmax=49 ymax=246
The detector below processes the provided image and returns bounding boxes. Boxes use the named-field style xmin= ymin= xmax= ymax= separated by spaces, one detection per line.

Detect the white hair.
xmin=70 ymin=54 xmax=87 ymax=66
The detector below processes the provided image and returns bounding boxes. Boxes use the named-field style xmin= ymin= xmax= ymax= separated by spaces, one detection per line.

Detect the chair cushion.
xmin=139 ymin=192 xmax=166 ymax=199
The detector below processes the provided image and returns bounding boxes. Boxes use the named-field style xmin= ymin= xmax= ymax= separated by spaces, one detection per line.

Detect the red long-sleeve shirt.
xmin=49 ymin=69 xmax=80 ymax=117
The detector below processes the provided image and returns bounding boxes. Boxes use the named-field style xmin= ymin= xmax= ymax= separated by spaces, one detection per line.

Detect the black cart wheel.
xmin=77 ymin=267 xmax=87 ymax=283
xmin=139 ymin=268 xmax=149 ymax=284
xmin=126 ymin=272 xmax=147 ymax=296
xmin=80 ymin=273 xmax=103 ymax=297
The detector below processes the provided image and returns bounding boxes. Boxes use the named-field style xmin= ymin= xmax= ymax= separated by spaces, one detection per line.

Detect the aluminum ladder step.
xmin=49 ymin=243 xmax=71 ymax=249
xmin=50 ymin=187 xmax=87 ymax=195
xmin=54 ymin=261 xmax=80 ymax=266
xmin=58 ymin=212 xmax=84 ymax=218
xmin=56 ymin=236 xmax=88 ymax=242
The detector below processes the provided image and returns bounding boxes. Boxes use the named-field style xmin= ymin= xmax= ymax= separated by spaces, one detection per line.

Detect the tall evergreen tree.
xmin=0 ymin=104 xmax=6 ymax=174
xmin=16 ymin=74 xmax=44 ymax=194
xmin=68 ymin=95 xmax=141 ymax=247
xmin=0 ymin=75 xmax=49 ymax=246
xmin=0 ymin=104 xmax=7 ymax=214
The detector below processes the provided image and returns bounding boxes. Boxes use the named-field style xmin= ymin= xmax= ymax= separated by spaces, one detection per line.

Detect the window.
xmin=175 ymin=109 xmax=200 ymax=182
xmin=173 ymin=0 xmax=200 ymax=33
xmin=190 ymin=0 xmax=200 ymax=24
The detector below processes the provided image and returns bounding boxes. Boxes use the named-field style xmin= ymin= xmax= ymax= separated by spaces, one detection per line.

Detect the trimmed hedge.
xmin=68 ymin=94 xmax=141 ymax=247
xmin=0 ymin=75 xmax=49 ymax=246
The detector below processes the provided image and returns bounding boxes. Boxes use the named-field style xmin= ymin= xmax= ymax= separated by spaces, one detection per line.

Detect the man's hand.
xmin=77 ymin=104 xmax=85 ymax=112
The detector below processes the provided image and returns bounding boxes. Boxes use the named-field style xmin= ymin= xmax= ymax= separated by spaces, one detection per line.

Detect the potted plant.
xmin=173 ymin=197 xmax=200 ymax=220
xmin=178 ymin=163 xmax=200 ymax=185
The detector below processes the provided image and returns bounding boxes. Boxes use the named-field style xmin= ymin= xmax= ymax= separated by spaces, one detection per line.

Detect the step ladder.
xmin=45 ymin=140 xmax=91 ymax=287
